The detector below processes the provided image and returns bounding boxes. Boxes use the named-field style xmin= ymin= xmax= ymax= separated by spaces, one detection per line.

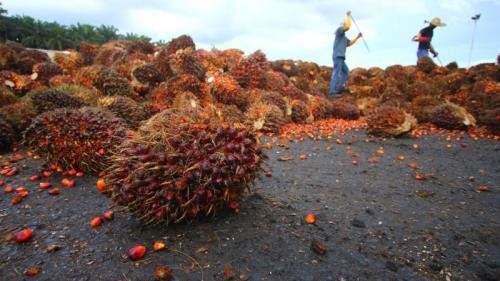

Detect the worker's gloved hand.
xmin=433 ymin=52 xmax=439 ymax=58
xmin=357 ymin=32 xmax=363 ymax=38
xmin=346 ymin=11 xmax=351 ymax=16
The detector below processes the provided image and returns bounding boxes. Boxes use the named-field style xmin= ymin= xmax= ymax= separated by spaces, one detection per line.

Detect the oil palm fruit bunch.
xmin=219 ymin=104 xmax=244 ymax=124
xmin=0 ymin=43 xmax=18 ymax=70
xmin=280 ymin=84 xmax=308 ymax=103
xmin=328 ymin=100 xmax=360 ymax=120
xmin=95 ymin=68 xmax=134 ymax=97
xmin=0 ymin=102 xmax=36 ymax=134
xmin=290 ymin=100 xmax=310 ymax=123
xmin=126 ymin=40 xmax=156 ymax=55
xmin=411 ymin=95 xmax=442 ymax=122
xmin=93 ymin=47 xmax=127 ymax=67
xmin=0 ymin=86 xmax=19 ymax=106
xmin=52 ymin=84 xmax=100 ymax=106
xmin=257 ymin=91 xmax=287 ymax=114
xmin=97 ymin=96 xmax=147 ymax=128
xmin=209 ymin=72 xmax=242 ymax=105
xmin=429 ymin=102 xmax=476 ymax=130
xmin=245 ymin=103 xmax=286 ymax=133
xmin=132 ymin=64 xmax=163 ymax=86
xmin=53 ymin=50 xmax=83 ymax=76
xmin=25 ymin=87 xmax=88 ymax=114
xmin=16 ymin=49 xmax=51 ymax=74
xmin=367 ymin=105 xmax=416 ymax=137
xmin=165 ymin=34 xmax=196 ymax=56
xmin=0 ymin=113 xmax=16 ymax=152
xmin=271 ymin=60 xmax=298 ymax=77
xmin=169 ymin=48 xmax=205 ymax=79
xmin=308 ymin=95 xmax=330 ymax=120
xmin=263 ymin=70 xmax=288 ymax=92
xmin=147 ymin=82 xmax=172 ymax=111
xmin=79 ymin=41 xmax=99 ymax=65
xmin=230 ymin=50 xmax=269 ymax=89
xmin=74 ymin=65 xmax=103 ymax=89
xmin=104 ymin=108 xmax=265 ymax=225
xmin=32 ymin=62 xmax=64 ymax=85
xmin=167 ymin=74 xmax=210 ymax=105
xmin=0 ymin=70 xmax=37 ymax=96
xmin=24 ymin=107 xmax=127 ymax=173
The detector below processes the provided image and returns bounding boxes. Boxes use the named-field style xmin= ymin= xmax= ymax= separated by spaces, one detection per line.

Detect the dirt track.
xmin=1 ymin=128 xmax=499 ymax=281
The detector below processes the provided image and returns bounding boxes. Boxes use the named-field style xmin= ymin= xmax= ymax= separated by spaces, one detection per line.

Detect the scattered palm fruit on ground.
xmin=128 ymin=245 xmax=147 ymax=260
xmin=104 ymin=108 xmax=266 ymax=225
xmin=24 ymin=107 xmax=128 ymax=174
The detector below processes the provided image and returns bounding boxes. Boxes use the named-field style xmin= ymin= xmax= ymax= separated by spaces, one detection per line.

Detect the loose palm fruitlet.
xmin=24 ymin=107 xmax=128 ymax=174
xmin=104 ymin=108 xmax=266 ymax=225
xmin=367 ymin=105 xmax=417 ymax=137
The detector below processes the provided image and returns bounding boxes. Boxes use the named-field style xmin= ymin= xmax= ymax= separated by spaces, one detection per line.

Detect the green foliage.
xmin=0 ymin=7 xmax=159 ymax=49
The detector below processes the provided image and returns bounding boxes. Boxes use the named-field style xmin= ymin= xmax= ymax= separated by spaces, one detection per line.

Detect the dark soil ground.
xmin=1 ymin=128 xmax=499 ymax=281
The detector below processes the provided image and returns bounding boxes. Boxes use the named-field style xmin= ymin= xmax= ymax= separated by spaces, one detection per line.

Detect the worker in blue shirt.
xmin=413 ymin=17 xmax=446 ymax=59
xmin=329 ymin=11 xmax=362 ymax=97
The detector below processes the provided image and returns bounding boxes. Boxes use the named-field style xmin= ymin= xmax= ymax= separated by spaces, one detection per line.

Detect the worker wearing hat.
xmin=413 ymin=17 xmax=446 ymax=60
xmin=329 ymin=11 xmax=362 ymax=97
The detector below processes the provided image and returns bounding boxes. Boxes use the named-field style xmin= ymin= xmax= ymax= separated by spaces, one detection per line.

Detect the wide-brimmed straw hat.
xmin=430 ymin=17 xmax=446 ymax=27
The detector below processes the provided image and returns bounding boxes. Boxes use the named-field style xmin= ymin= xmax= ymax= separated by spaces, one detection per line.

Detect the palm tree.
xmin=95 ymin=25 xmax=119 ymax=43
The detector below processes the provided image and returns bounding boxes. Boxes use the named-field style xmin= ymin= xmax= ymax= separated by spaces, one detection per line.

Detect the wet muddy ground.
xmin=1 ymin=129 xmax=499 ymax=281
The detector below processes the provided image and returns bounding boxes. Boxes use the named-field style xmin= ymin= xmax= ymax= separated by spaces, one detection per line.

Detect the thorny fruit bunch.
xmin=104 ymin=109 xmax=266 ymax=225
xmin=24 ymin=107 xmax=127 ymax=174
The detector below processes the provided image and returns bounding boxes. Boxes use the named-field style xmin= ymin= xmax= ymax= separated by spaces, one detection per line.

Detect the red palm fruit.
xmin=30 ymin=175 xmax=40 ymax=181
xmin=153 ymin=240 xmax=166 ymax=252
xmin=4 ymin=185 xmax=14 ymax=193
xmin=42 ymin=171 xmax=52 ymax=177
xmin=0 ymin=180 xmax=3 ymax=186
xmin=39 ymin=182 xmax=51 ymax=189
xmin=104 ymin=210 xmax=114 ymax=220
xmin=305 ymin=213 xmax=317 ymax=224
xmin=68 ymin=169 xmax=77 ymax=176
xmin=11 ymin=195 xmax=23 ymax=205
xmin=76 ymin=172 xmax=84 ymax=177
xmin=15 ymin=228 xmax=33 ymax=243
xmin=96 ymin=178 xmax=106 ymax=192
xmin=48 ymin=187 xmax=60 ymax=195
xmin=61 ymin=178 xmax=76 ymax=188
xmin=90 ymin=217 xmax=102 ymax=228
xmin=264 ymin=171 xmax=272 ymax=177
xmin=128 ymin=245 xmax=146 ymax=260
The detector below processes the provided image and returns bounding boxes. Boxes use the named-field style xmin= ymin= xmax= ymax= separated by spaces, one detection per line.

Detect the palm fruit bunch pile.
xmin=104 ymin=108 xmax=266 ymax=225
xmin=24 ymin=107 xmax=127 ymax=173
xmin=345 ymin=60 xmax=499 ymax=134
xmin=366 ymin=104 xmax=417 ymax=137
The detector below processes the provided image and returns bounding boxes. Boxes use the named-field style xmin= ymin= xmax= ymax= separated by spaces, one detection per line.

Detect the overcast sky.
xmin=4 ymin=0 xmax=500 ymax=68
